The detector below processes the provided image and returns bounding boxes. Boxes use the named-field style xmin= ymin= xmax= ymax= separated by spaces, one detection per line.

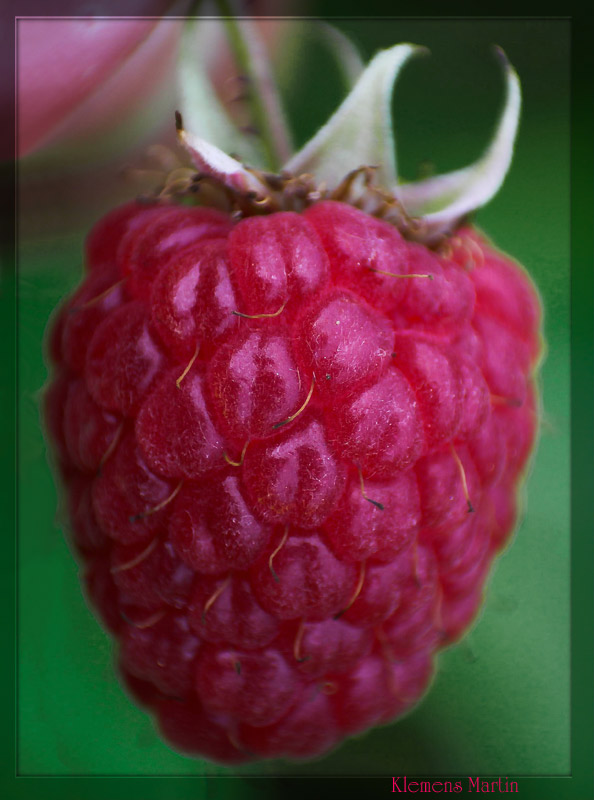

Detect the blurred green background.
xmin=15 ymin=13 xmax=572 ymax=794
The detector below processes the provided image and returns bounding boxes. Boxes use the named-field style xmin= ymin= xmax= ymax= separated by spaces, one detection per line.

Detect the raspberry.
xmin=45 ymin=196 xmax=541 ymax=762
xmin=43 ymin=39 xmax=541 ymax=763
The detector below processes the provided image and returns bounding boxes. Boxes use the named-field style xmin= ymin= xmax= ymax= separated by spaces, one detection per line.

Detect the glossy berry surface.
xmin=45 ymin=198 xmax=541 ymax=763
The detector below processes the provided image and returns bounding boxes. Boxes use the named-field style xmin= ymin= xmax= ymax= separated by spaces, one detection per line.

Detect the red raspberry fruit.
xmin=43 ymin=39 xmax=541 ymax=763
xmin=45 ymin=196 xmax=540 ymax=763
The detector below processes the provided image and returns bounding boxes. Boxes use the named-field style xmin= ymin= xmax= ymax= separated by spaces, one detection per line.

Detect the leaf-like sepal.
xmin=175 ymin=114 xmax=268 ymax=196
xmin=396 ymin=48 xmax=521 ymax=241
xmin=284 ymin=43 xmax=422 ymax=190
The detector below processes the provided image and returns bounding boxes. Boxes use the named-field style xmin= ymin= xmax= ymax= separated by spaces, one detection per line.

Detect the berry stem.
xmin=367 ymin=266 xmax=434 ymax=280
xmin=202 ymin=575 xmax=231 ymax=624
xmin=272 ymin=373 xmax=316 ymax=430
xmin=223 ymin=439 xmax=250 ymax=467
xmin=122 ymin=608 xmax=166 ymax=630
xmin=450 ymin=444 xmax=474 ymax=513
xmin=268 ymin=525 xmax=289 ymax=583
xmin=71 ymin=278 xmax=126 ymax=313
xmin=176 ymin=342 xmax=200 ymax=388
xmin=110 ymin=537 xmax=158 ymax=574
xmin=293 ymin=619 xmax=308 ymax=663
xmin=232 ymin=299 xmax=287 ymax=319
xmin=214 ymin=0 xmax=292 ymax=170
xmin=334 ymin=560 xmax=366 ymax=619
xmin=98 ymin=422 xmax=123 ymax=471
xmin=129 ymin=481 xmax=183 ymax=523
xmin=357 ymin=465 xmax=384 ymax=511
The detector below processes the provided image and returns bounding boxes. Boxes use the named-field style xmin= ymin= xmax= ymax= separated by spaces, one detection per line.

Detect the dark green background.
xmin=8 ymin=11 xmax=593 ymax=800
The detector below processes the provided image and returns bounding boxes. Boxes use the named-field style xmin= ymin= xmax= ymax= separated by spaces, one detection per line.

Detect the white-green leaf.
xmin=396 ymin=48 xmax=521 ymax=241
xmin=284 ymin=43 xmax=422 ymax=190
xmin=177 ymin=14 xmax=266 ymax=167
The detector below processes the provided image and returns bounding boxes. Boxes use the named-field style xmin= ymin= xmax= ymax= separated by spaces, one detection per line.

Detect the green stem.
xmin=214 ymin=0 xmax=291 ymax=171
